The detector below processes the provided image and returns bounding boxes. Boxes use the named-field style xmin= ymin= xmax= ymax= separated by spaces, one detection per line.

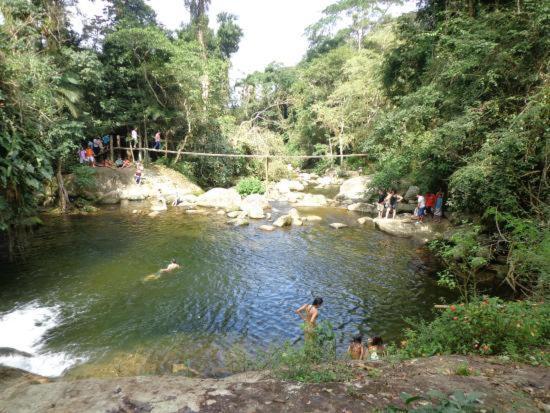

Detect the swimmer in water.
xmin=144 ymin=259 xmax=180 ymax=281
xmin=295 ymin=297 xmax=323 ymax=341
xmin=160 ymin=258 xmax=180 ymax=273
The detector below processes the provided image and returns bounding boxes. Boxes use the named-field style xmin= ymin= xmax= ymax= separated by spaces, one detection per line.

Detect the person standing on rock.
xmin=385 ymin=190 xmax=402 ymax=219
xmin=295 ymin=297 xmax=323 ymax=340
xmin=416 ymin=194 xmax=426 ymax=224
xmin=434 ymin=191 xmax=444 ymax=223
xmin=134 ymin=162 xmax=144 ymax=184
xmin=377 ymin=189 xmax=387 ymax=219
xmin=425 ymin=192 xmax=436 ymax=218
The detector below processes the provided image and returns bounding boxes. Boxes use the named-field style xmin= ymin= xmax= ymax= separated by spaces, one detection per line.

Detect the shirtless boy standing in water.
xmin=295 ymin=297 xmax=323 ymax=339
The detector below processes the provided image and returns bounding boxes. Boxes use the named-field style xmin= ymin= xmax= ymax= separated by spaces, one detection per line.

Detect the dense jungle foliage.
xmin=0 ymin=0 xmax=548 ymax=297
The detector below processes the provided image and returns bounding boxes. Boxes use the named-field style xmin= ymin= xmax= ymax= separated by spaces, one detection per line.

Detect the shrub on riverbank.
xmin=236 ymin=177 xmax=265 ymax=196
xmin=228 ymin=321 xmax=353 ymax=383
xmin=399 ymin=298 xmax=549 ymax=366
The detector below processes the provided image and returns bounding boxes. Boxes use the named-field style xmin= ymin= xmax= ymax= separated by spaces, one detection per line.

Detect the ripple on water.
xmin=0 ymin=205 xmax=454 ymax=377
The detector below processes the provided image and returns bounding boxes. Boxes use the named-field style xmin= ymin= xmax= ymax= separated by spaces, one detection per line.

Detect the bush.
xmin=70 ymin=165 xmax=96 ymax=191
xmin=259 ymin=321 xmax=352 ymax=383
xmin=236 ymin=177 xmax=265 ymax=196
xmin=399 ymin=298 xmax=550 ymax=366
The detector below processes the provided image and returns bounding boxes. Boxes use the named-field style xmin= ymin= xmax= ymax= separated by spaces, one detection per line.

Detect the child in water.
xmin=348 ymin=335 xmax=366 ymax=360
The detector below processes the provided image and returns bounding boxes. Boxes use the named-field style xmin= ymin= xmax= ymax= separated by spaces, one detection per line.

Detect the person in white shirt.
xmin=131 ymin=128 xmax=138 ymax=146
xmin=416 ymin=194 xmax=426 ymax=223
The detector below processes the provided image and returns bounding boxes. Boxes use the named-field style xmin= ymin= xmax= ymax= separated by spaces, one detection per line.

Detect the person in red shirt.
xmin=425 ymin=193 xmax=436 ymax=218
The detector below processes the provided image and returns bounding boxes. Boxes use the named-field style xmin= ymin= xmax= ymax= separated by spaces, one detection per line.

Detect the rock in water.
xmin=373 ymin=217 xmax=436 ymax=241
xmin=330 ymin=223 xmax=348 ymax=229
xmin=247 ymin=205 xmax=265 ymax=219
xmin=276 ymin=179 xmax=305 ymax=193
xmin=295 ymin=194 xmax=327 ymax=207
xmin=259 ymin=225 xmax=275 ymax=231
xmin=288 ymin=208 xmax=300 ymax=220
xmin=229 ymin=218 xmax=249 ymax=227
xmin=197 ymin=188 xmax=242 ymax=210
xmin=148 ymin=211 xmax=160 ymax=218
xmin=304 ymin=215 xmax=322 ymax=222
xmin=273 ymin=215 xmax=292 ymax=227
xmin=357 ymin=216 xmax=374 ymax=225
xmin=227 ymin=210 xmax=245 ymax=219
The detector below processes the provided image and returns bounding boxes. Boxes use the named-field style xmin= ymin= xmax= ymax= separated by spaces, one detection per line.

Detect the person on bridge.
xmin=153 ymin=131 xmax=161 ymax=150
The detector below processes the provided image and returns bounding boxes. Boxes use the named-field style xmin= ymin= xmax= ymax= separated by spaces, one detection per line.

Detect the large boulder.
xmin=197 ymin=188 xmax=241 ymax=210
xmin=373 ymin=217 xmax=436 ymax=240
xmin=336 ymin=176 xmax=374 ymax=201
xmin=295 ymin=194 xmax=327 ymax=207
xmin=357 ymin=216 xmax=374 ymax=225
xmin=404 ymin=186 xmax=420 ymax=201
xmin=276 ymin=179 xmax=305 ymax=194
xmin=240 ymin=194 xmax=269 ymax=219
xmin=398 ymin=202 xmax=416 ymax=213
xmin=315 ymin=176 xmax=338 ymax=187
xmin=288 ymin=208 xmax=303 ymax=226
xmin=65 ymin=165 xmax=203 ymax=205
xmin=347 ymin=202 xmax=375 ymax=213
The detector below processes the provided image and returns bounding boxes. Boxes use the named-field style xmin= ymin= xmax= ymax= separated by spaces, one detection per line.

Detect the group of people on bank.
xmin=295 ymin=297 xmax=386 ymax=362
xmin=376 ymin=189 xmax=444 ymax=223
xmin=77 ymin=128 xmax=163 ymax=168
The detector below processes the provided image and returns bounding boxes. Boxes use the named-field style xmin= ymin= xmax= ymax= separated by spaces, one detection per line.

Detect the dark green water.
xmin=0 ymin=203 xmax=453 ymax=377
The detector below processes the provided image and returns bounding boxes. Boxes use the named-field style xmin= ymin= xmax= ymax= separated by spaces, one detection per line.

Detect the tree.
xmin=216 ymin=12 xmax=243 ymax=59
xmin=184 ymin=0 xmax=212 ymax=103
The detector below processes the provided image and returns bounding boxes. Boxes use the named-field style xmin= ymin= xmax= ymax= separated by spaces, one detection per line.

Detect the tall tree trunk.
xmin=197 ymin=25 xmax=209 ymax=106
xmin=56 ymin=160 xmax=70 ymax=213
xmin=467 ymin=0 xmax=475 ymax=17
xmin=338 ymin=122 xmax=344 ymax=166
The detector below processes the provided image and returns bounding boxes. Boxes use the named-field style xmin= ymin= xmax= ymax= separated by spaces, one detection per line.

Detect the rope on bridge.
xmin=113 ymin=147 xmax=369 ymax=159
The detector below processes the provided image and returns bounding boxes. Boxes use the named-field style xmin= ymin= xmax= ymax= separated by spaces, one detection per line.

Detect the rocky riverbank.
xmin=1 ymin=356 xmax=548 ymax=412
xmin=64 ymin=165 xmax=448 ymax=243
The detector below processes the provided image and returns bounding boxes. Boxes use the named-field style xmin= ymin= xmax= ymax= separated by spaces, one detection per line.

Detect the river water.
xmin=0 ymin=203 xmax=453 ymax=377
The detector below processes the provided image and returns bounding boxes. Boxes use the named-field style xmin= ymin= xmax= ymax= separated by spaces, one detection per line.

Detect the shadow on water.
xmin=0 ymin=203 xmax=455 ymax=377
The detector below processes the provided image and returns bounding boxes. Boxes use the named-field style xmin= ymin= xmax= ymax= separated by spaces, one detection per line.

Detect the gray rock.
xmin=295 ymin=194 xmax=327 ymax=207
xmin=373 ymin=217 xmax=435 ymax=240
xmin=357 ymin=216 xmax=374 ymax=225
xmin=259 ymin=225 xmax=275 ymax=231
xmin=276 ymin=179 xmax=305 ymax=193
xmin=304 ymin=215 xmax=322 ymax=222
xmin=404 ymin=186 xmax=420 ymax=201
xmin=336 ymin=176 xmax=374 ymax=201
xmin=347 ymin=202 xmax=375 ymax=213
xmin=273 ymin=215 xmax=292 ymax=227
xmin=330 ymin=223 xmax=348 ymax=229
xmin=197 ymin=188 xmax=241 ymax=210
xmin=228 ymin=218 xmax=249 ymax=227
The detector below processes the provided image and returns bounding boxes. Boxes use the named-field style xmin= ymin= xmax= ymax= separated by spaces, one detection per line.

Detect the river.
xmin=0 ymin=203 xmax=453 ymax=378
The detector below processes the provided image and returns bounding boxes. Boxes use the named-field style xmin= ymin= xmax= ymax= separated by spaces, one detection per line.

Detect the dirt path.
xmin=1 ymin=356 xmax=548 ymax=412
